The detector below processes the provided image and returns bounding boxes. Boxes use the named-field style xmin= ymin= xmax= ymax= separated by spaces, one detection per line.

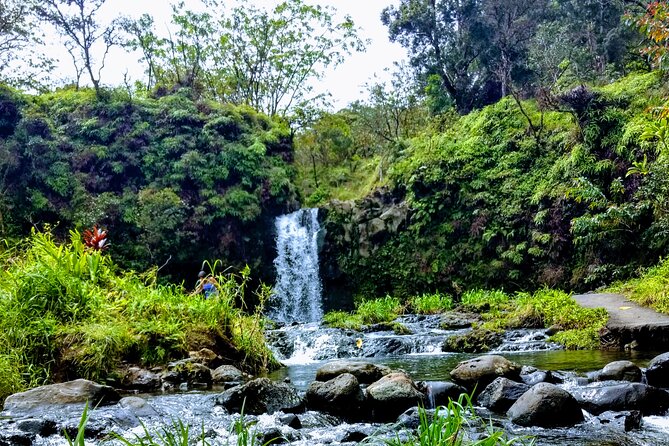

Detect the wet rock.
xmin=162 ymin=360 xmax=212 ymax=387
xmin=315 ymin=361 xmax=390 ymax=384
xmin=520 ymin=370 xmax=550 ymax=386
xmin=645 ymin=352 xmax=669 ymax=388
xmin=340 ymin=429 xmax=369 ymax=443
xmin=278 ymin=413 xmax=302 ymax=429
xmin=0 ymin=432 xmax=32 ymax=446
xmin=265 ymin=330 xmax=294 ymax=359
xmin=477 ymin=377 xmax=530 ymax=413
xmin=3 ymin=379 xmax=120 ymax=415
xmin=60 ymin=416 xmax=110 ymax=439
xmin=16 ymin=418 xmax=57 ymax=437
xmin=595 ymin=360 xmax=642 ymax=383
xmin=439 ymin=312 xmax=477 ymax=329
xmin=396 ymin=407 xmax=435 ymax=429
xmin=450 ymin=355 xmax=521 ymax=391
xmin=306 ymin=373 xmax=365 ymax=417
xmin=119 ymin=396 xmax=160 ymax=418
xmin=122 ymin=367 xmax=161 ymax=391
xmin=215 ymin=378 xmax=304 ymax=415
xmin=590 ymin=410 xmax=642 ymax=432
xmin=366 ymin=372 xmax=425 ymax=421
xmin=442 ymin=329 xmax=503 ymax=353
xmin=189 ymin=348 xmax=223 ymax=369
xmin=507 ymin=383 xmax=583 ymax=427
xmin=212 ymin=365 xmax=244 ymax=384
xmin=418 ymin=381 xmax=467 ymax=407
xmin=257 ymin=427 xmax=287 ymax=445
xmin=571 ymin=383 xmax=669 ymax=415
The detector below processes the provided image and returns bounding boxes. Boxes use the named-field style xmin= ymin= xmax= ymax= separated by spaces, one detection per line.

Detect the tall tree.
xmin=382 ymin=0 xmax=496 ymax=114
xmin=35 ymin=0 xmax=120 ymax=96
xmin=120 ymin=14 xmax=166 ymax=92
xmin=211 ymin=0 xmax=365 ymax=117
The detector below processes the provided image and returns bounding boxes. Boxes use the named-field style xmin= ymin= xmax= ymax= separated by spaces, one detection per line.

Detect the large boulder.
xmin=188 ymin=348 xmax=223 ymax=369
xmin=306 ymin=373 xmax=365 ymax=418
xmin=366 ymin=372 xmax=425 ymax=421
xmin=161 ymin=360 xmax=212 ymax=387
xmin=571 ymin=383 xmax=669 ymax=415
xmin=3 ymin=379 xmax=120 ymax=415
xmin=315 ymin=361 xmax=390 ymax=384
xmin=215 ymin=378 xmax=304 ymax=415
xmin=212 ymin=365 xmax=244 ymax=384
xmin=477 ymin=377 xmax=530 ymax=413
xmin=450 ymin=355 xmax=521 ymax=391
xmin=442 ymin=329 xmax=503 ymax=353
xmin=507 ymin=383 xmax=584 ymax=427
xmin=595 ymin=361 xmax=642 ymax=383
xmin=646 ymin=352 xmax=669 ymax=388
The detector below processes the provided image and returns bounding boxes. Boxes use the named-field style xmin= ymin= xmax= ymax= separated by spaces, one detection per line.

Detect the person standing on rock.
xmin=194 ymin=271 xmax=219 ymax=299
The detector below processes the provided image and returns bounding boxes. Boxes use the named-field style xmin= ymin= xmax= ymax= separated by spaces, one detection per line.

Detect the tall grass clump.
xmin=385 ymin=393 xmax=534 ymax=446
xmin=460 ymin=290 xmax=509 ymax=312
xmin=608 ymin=258 xmax=669 ymax=314
xmin=0 ymin=230 xmax=278 ymax=402
xmin=409 ymin=293 xmax=453 ymax=314
xmin=324 ymin=296 xmax=403 ymax=329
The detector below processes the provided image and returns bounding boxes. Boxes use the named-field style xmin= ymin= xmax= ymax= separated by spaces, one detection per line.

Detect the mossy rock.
xmin=442 ymin=329 xmax=503 ymax=353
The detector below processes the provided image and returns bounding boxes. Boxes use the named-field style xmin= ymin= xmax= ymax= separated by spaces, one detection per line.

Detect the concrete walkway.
xmin=573 ymin=293 xmax=669 ymax=349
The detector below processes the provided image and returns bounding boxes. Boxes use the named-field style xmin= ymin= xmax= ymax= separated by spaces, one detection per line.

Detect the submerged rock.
xmin=306 ymin=373 xmax=365 ymax=418
xmin=450 ymin=355 xmax=521 ymax=391
xmin=315 ymin=361 xmax=390 ymax=384
xmin=645 ymin=352 xmax=669 ymax=388
xmin=507 ymin=383 xmax=583 ymax=427
xmin=3 ymin=379 xmax=120 ymax=415
xmin=418 ymin=381 xmax=467 ymax=407
xmin=215 ymin=378 xmax=304 ymax=415
xmin=366 ymin=372 xmax=425 ymax=421
xmin=477 ymin=377 xmax=529 ymax=413
xmin=595 ymin=360 xmax=642 ymax=383
xmin=589 ymin=410 xmax=643 ymax=432
xmin=571 ymin=383 xmax=669 ymax=415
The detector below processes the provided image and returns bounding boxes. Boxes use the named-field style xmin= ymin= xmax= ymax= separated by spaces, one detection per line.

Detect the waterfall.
xmin=271 ymin=208 xmax=323 ymax=323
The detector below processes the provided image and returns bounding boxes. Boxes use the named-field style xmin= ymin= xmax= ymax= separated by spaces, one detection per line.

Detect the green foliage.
xmin=0 ymin=230 xmax=278 ymax=402
xmin=460 ymin=290 xmax=509 ymax=313
xmin=386 ymin=393 xmax=534 ymax=446
xmin=0 ymin=86 xmax=297 ymax=281
xmin=64 ymin=402 xmax=90 ymax=446
xmin=470 ymin=289 xmax=608 ymax=350
xmin=112 ymin=419 xmax=209 ymax=446
xmin=409 ymin=293 xmax=453 ymax=314
xmin=323 ymin=296 xmax=403 ymax=330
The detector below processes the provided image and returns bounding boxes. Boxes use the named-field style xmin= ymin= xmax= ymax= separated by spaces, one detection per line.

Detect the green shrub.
xmin=460 ymin=290 xmax=510 ymax=312
xmin=356 ymin=296 xmax=403 ymax=324
xmin=608 ymin=257 xmax=669 ymax=314
xmin=409 ymin=293 xmax=453 ymax=314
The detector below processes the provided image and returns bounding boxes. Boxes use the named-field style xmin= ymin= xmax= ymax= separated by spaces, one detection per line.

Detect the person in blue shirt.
xmin=195 ymin=271 xmax=219 ymax=299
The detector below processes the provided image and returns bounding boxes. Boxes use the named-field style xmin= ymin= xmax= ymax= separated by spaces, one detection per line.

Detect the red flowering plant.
xmin=82 ymin=225 xmax=109 ymax=251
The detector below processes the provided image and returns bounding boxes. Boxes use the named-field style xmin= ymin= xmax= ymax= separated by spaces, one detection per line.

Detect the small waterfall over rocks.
xmin=270 ymin=208 xmax=323 ymax=323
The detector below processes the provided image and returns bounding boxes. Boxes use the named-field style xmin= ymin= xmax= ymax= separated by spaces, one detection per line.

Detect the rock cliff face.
xmin=319 ymin=188 xmax=410 ymax=311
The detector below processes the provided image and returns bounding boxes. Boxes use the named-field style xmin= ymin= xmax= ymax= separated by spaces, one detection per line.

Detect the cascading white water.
xmin=271 ymin=208 xmax=323 ymax=323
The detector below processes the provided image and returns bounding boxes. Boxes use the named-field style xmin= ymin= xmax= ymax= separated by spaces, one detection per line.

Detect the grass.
xmin=0 ymin=230 xmax=279 ymax=402
xmin=323 ymin=296 xmax=404 ymax=330
xmin=471 ymin=289 xmax=608 ymax=350
xmin=608 ymin=257 xmax=669 ymax=314
xmin=384 ymin=393 xmax=534 ymax=446
xmin=409 ymin=293 xmax=453 ymax=314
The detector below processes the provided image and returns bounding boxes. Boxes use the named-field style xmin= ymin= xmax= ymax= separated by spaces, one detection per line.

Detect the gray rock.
xmin=439 ymin=312 xmax=477 ymax=329
xmin=366 ymin=372 xmax=425 ymax=421
xmin=595 ymin=361 xmax=642 ymax=383
xmin=3 ymin=379 xmax=120 ymax=415
xmin=119 ymin=396 xmax=160 ymax=418
xmin=215 ymin=378 xmax=304 ymax=415
xmin=315 ymin=361 xmax=390 ymax=384
xmin=16 ymin=419 xmax=57 ymax=437
xmin=212 ymin=365 xmax=244 ymax=384
xmin=278 ymin=413 xmax=302 ymax=429
xmin=419 ymin=381 xmax=467 ymax=407
xmin=0 ymin=433 xmax=32 ymax=446
xmin=450 ymin=355 xmax=521 ymax=391
xmin=306 ymin=373 xmax=365 ymax=417
xmin=520 ymin=370 xmax=550 ymax=386
xmin=646 ymin=352 xmax=669 ymax=388
xmin=571 ymin=383 xmax=669 ymax=415
xmin=477 ymin=378 xmax=530 ymax=413
xmin=162 ymin=360 xmax=212 ymax=386
xmin=590 ymin=410 xmax=642 ymax=432
xmin=122 ymin=367 xmax=161 ymax=391
xmin=507 ymin=383 xmax=584 ymax=427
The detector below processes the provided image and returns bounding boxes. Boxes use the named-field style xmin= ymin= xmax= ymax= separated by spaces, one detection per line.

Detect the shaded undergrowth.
xmin=0 ymin=230 xmax=278 ymax=402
